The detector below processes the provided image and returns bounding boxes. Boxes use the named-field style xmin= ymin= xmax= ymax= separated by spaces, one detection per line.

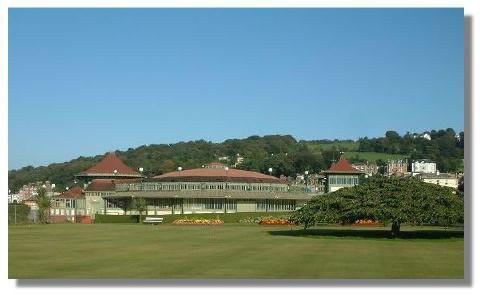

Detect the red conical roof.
xmin=76 ymin=153 xmax=142 ymax=178
xmin=326 ymin=157 xmax=362 ymax=174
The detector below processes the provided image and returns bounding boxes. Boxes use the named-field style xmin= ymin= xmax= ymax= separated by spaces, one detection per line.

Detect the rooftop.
xmin=153 ymin=163 xmax=282 ymax=184
xmin=325 ymin=157 xmax=362 ymax=174
xmin=76 ymin=153 xmax=142 ymax=178
xmin=59 ymin=187 xmax=84 ymax=199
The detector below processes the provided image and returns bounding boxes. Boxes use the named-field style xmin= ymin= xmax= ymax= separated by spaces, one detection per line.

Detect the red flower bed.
xmin=353 ymin=219 xmax=380 ymax=226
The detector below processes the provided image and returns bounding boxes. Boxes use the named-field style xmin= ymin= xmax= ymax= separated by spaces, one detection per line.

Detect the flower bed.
xmin=172 ymin=218 xmax=224 ymax=225
xmin=239 ymin=216 xmax=292 ymax=225
xmin=258 ymin=219 xmax=292 ymax=225
xmin=353 ymin=219 xmax=380 ymax=226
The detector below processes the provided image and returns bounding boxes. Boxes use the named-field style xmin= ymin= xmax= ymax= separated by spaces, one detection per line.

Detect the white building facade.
xmin=411 ymin=160 xmax=437 ymax=175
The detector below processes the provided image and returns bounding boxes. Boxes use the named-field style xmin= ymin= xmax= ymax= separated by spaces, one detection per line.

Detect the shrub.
xmin=95 ymin=214 xmax=139 ymax=223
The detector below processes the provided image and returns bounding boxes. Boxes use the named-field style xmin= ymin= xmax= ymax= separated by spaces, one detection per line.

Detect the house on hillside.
xmin=417 ymin=172 xmax=459 ymax=189
xmin=351 ymin=162 xmax=378 ymax=176
xmin=411 ymin=160 xmax=437 ymax=175
xmin=386 ymin=159 xmax=409 ymax=176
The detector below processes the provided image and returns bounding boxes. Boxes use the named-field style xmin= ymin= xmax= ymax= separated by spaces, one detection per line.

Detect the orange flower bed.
xmin=172 ymin=219 xmax=224 ymax=225
xmin=353 ymin=219 xmax=380 ymax=226
xmin=259 ymin=219 xmax=292 ymax=225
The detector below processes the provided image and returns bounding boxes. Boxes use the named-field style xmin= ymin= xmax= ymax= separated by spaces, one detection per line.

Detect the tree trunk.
xmin=391 ymin=221 xmax=401 ymax=237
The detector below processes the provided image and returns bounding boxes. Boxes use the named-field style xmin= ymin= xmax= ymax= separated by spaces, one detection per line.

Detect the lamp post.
xmin=10 ymin=189 xmax=17 ymax=224
xmin=268 ymin=167 xmax=274 ymax=193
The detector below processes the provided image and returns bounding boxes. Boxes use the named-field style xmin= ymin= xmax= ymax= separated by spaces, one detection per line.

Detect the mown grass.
xmin=344 ymin=151 xmax=408 ymax=162
xmin=9 ymin=224 xmax=463 ymax=279
xmin=307 ymin=141 xmax=359 ymax=153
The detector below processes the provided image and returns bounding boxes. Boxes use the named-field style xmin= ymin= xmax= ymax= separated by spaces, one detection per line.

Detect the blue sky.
xmin=9 ymin=8 xmax=464 ymax=169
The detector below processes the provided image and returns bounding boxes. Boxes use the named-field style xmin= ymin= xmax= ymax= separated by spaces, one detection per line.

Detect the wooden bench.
xmin=143 ymin=217 xmax=164 ymax=224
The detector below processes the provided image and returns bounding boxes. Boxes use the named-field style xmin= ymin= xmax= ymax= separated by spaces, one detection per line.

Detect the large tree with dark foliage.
xmin=290 ymin=176 xmax=464 ymax=236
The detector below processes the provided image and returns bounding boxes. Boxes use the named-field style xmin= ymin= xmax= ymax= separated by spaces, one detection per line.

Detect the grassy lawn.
xmin=344 ymin=151 xmax=408 ymax=162
xmin=9 ymin=224 xmax=463 ymax=279
xmin=307 ymin=141 xmax=359 ymax=153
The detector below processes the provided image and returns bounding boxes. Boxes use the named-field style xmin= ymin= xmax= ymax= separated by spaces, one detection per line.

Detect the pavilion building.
xmin=324 ymin=157 xmax=364 ymax=193
xmin=103 ymin=162 xmax=313 ymax=216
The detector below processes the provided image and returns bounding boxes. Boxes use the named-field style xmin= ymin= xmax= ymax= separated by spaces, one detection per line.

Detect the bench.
xmin=143 ymin=217 xmax=164 ymax=224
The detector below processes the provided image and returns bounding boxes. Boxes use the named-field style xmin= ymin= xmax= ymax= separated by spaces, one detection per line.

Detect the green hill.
xmin=8 ymin=129 xmax=464 ymax=193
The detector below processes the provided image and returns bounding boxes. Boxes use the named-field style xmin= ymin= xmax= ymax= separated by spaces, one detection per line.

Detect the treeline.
xmin=8 ymin=129 xmax=464 ymax=193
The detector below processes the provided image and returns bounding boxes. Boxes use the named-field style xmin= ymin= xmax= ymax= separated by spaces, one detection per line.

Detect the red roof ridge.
xmin=153 ymin=166 xmax=281 ymax=183
xmin=59 ymin=186 xmax=84 ymax=198
xmin=327 ymin=157 xmax=361 ymax=173
xmin=77 ymin=153 xmax=142 ymax=177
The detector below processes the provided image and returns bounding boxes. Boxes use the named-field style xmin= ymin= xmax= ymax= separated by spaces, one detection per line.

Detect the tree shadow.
xmin=268 ymin=228 xmax=464 ymax=239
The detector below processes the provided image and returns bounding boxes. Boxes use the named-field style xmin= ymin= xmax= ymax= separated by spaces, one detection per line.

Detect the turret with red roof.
xmin=324 ymin=156 xmax=363 ymax=193
xmin=75 ymin=152 xmax=143 ymax=180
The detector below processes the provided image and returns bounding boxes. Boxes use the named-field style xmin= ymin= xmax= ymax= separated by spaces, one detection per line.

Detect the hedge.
xmin=8 ymin=203 xmax=31 ymax=225
xmin=95 ymin=214 xmax=139 ymax=223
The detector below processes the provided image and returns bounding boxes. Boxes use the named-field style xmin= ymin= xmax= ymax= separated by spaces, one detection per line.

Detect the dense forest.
xmin=8 ymin=128 xmax=464 ymax=193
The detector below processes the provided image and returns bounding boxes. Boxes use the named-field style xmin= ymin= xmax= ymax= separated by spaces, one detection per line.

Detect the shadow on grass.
xmin=268 ymin=228 xmax=464 ymax=239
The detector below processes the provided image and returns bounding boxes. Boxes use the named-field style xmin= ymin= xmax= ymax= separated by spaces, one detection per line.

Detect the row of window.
xmin=116 ymin=182 xmax=288 ymax=192
xmin=86 ymin=192 xmax=110 ymax=197
xmin=328 ymin=175 xmax=359 ymax=186
xmin=255 ymin=200 xmax=296 ymax=211
xmin=52 ymin=198 xmax=78 ymax=208
xmin=104 ymin=198 xmax=295 ymax=212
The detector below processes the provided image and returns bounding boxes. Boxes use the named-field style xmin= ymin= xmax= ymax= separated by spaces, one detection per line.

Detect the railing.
xmin=115 ymin=181 xmax=290 ymax=193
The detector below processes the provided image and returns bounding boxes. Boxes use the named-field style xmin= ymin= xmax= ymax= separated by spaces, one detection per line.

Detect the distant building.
xmin=412 ymin=160 xmax=437 ymax=175
xmin=421 ymin=133 xmax=432 ymax=140
xmin=386 ymin=159 xmax=409 ymax=176
xmin=418 ymin=172 xmax=459 ymax=189
xmin=8 ymin=193 xmax=20 ymax=204
xmin=218 ymin=156 xmax=229 ymax=162
xmin=351 ymin=162 xmax=378 ymax=176
xmin=17 ymin=181 xmax=56 ymax=201
xmin=413 ymin=133 xmax=432 ymax=140
xmin=234 ymin=154 xmax=244 ymax=167
xmin=324 ymin=157 xmax=363 ymax=193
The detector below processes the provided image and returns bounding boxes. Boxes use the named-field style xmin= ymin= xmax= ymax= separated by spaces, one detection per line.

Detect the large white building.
xmin=411 ymin=160 xmax=437 ymax=175
xmin=419 ymin=172 xmax=459 ymax=189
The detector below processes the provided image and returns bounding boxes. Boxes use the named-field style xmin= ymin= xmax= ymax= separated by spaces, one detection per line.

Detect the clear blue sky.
xmin=9 ymin=8 xmax=464 ymax=169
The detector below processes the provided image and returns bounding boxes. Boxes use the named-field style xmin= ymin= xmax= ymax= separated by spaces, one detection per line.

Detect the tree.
xmin=290 ymin=176 xmax=464 ymax=236
xmin=134 ymin=197 xmax=147 ymax=224
xmin=34 ymin=187 xmax=52 ymax=224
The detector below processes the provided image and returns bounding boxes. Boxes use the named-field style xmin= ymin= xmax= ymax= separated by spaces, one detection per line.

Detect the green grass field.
xmin=307 ymin=141 xmax=359 ymax=153
xmin=9 ymin=224 xmax=464 ymax=279
xmin=344 ymin=151 xmax=408 ymax=162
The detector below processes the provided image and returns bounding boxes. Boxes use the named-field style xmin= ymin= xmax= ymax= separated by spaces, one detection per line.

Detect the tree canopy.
xmin=290 ymin=176 xmax=464 ymax=236
xmin=9 ymin=128 xmax=464 ymax=193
